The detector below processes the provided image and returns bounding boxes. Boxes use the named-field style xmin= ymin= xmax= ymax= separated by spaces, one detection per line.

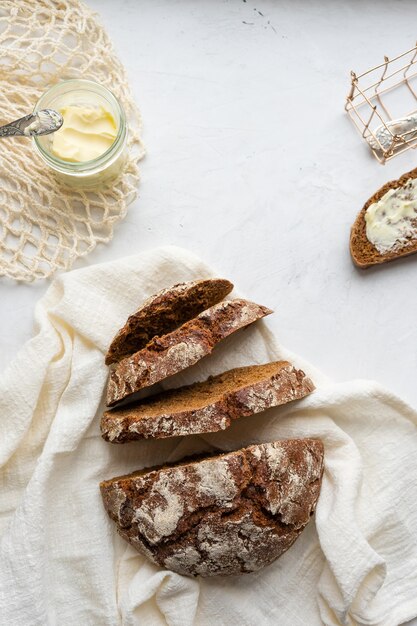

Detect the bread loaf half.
xmin=106 ymin=299 xmax=272 ymax=407
xmin=105 ymin=278 xmax=234 ymax=365
xmin=350 ymin=167 xmax=417 ymax=268
xmin=100 ymin=438 xmax=324 ymax=577
xmin=101 ymin=361 xmax=314 ymax=442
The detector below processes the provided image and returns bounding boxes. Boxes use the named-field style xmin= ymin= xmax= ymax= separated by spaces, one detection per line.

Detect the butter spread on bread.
xmin=365 ymin=178 xmax=417 ymax=253
xmin=350 ymin=167 xmax=417 ymax=268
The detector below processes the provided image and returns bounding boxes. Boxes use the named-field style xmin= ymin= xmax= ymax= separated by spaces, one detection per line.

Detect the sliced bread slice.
xmin=350 ymin=167 xmax=417 ymax=268
xmin=106 ymin=299 xmax=272 ymax=407
xmin=101 ymin=361 xmax=314 ymax=442
xmin=100 ymin=438 xmax=324 ymax=577
xmin=105 ymin=278 xmax=234 ymax=365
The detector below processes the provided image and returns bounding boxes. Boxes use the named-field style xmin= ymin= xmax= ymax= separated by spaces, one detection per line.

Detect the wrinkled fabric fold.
xmin=0 ymin=246 xmax=416 ymax=626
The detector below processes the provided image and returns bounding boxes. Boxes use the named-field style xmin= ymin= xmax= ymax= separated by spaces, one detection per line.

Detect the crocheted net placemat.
xmin=0 ymin=0 xmax=144 ymax=281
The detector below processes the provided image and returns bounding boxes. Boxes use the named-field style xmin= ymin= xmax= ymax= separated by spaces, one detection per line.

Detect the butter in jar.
xmin=51 ymin=105 xmax=118 ymax=162
xmin=33 ymin=79 xmax=127 ymax=188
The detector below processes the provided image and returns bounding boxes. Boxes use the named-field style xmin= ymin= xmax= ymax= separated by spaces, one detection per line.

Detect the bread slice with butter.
xmin=350 ymin=167 xmax=417 ymax=268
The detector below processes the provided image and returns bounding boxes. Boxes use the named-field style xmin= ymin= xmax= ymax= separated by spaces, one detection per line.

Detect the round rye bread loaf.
xmin=100 ymin=438 xmax=324 ymax=577
xmin=105 ymin=278 xmax=234 ymax=365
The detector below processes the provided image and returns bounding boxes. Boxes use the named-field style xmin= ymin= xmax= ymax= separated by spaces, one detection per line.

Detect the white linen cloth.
xmin=1 ymin=246 xmax=417 ymax=626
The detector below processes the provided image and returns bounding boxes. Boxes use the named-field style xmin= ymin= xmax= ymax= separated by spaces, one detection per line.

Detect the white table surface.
xmin=2 ymin=0 xmax=417 ymax=408
xmin=1 ymin=1 xmax=417 ymax=624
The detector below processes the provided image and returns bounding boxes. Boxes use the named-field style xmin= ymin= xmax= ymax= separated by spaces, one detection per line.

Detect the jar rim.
xmin=33 ymin=78 xmax=127 ymax=175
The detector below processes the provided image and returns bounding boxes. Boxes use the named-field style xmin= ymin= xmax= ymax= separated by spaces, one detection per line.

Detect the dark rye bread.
xmin=105 ymin=279 xmax=233 ymax=365
xmin=100 ymin=438 xmax=324 ymax=577
xmin=106 ymin=299 xmax=272 ymax=407
xmin=101 ymin=361 xmax=315 ymax=442
xmin=350 ymin=167 xmax=417 ymax=268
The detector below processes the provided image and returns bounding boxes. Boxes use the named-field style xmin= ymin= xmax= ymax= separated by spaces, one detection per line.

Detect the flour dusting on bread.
xmin=100 ymin=439 xmax=324 ymax=577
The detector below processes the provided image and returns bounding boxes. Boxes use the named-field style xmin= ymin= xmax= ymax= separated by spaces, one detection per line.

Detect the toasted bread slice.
xmin=106 ymin=299 xmax=272 ymax=407
xmin=101 ymin=361 xmax=314 ymax=442
xmin=350 ymin=167 xmax=417 ymax=268
xmin=105 ymin=278 xmax=233 ymax=365
xmin=100 ymin=438 xmax=324 ymax=577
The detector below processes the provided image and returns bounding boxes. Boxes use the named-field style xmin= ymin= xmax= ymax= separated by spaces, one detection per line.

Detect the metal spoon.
xmin=367 ymin=113 xmax=417 ymax=154
xmin=0 ymin=109 xmax=63 ymax=138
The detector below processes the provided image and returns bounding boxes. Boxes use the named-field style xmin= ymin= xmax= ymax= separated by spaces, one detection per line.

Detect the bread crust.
xmin=100 ymin=438 xmax=324 ymax=577
xmin=106 ymin=299 xmax=273 ymax=407
xmin=350 ymin=167 xmax=417 ymax=268
xmin=105 ymin=278 xmax=234 ymax=365
xmin=101 ymin=361 xmax=315 ymax=442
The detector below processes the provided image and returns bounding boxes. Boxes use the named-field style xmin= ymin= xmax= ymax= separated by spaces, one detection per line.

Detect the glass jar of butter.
xmin=33 ymin=79 xmax=127 ymax=188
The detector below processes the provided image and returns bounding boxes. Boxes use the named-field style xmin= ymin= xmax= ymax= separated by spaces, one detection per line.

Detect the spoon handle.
xmin=0 ymin=109 xmax=63 ymax=138
xmin=0 ymin=114 xmax=32 ymax=137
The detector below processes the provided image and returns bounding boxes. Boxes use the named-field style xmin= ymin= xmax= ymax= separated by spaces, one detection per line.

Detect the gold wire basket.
xmin=346 ymin=43 xmax=417 ymax=164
